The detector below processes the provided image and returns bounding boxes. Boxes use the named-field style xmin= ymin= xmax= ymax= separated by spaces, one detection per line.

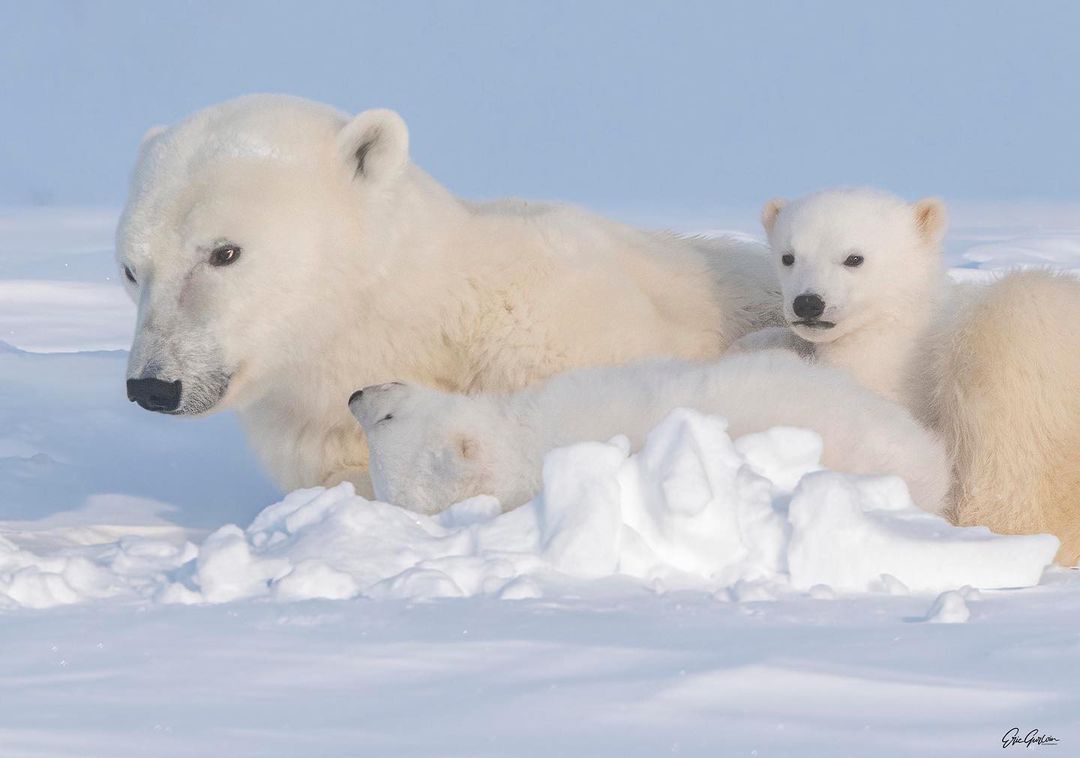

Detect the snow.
xmin=1 ymin=408 xmax=1057 ymax=613
xmin=786 ymin=473 xmax=1056 ymax=593
xmin=0 ymin=280 xmax=132 ymax=352
xmin=2 ymin=205 xmax=1079 ymax=755
xmin=924 ymin=588 xmax=977 ymax=624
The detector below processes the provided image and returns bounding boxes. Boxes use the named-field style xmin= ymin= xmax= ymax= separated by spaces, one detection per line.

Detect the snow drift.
xmin=0 ymin=409 xmax=1058 ymax=610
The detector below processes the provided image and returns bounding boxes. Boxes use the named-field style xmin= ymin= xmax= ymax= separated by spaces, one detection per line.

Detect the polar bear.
xmin=116 ymin=94 xmax=779 ymax=494
xmin=737 ymin=189 xmax=949 ymax=403
xmin=348 ymin=350 xmax=951 ymax=516
xmin=751 ymin=188 xmax=1080 ymax=564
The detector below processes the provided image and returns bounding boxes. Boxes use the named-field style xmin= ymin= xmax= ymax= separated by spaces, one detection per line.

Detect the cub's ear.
xmin=337 ymin=108 xmax=409 ymax=184
xmin=761 ymin=198 xmax=787 ymax=235
xmin=456 ymin=435 xmax=481 ymax=461
xmin=912 ymin=197 xmax=948 ymax=246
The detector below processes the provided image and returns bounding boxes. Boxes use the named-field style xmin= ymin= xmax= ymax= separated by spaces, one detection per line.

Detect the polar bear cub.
xmin=738 ymin=188 xmax=949 ymax=404
xmin=348 ymin=350 xmax=951 ymax=516
xmin=752 ymin=188 xmax=1080 ymax=564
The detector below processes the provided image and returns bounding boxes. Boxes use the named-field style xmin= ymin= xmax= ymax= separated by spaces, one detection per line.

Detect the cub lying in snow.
xmin=745 ymin=188 xmax=1080 ymax=565
xmin=347 ymin=350 xmax=950 ymax=516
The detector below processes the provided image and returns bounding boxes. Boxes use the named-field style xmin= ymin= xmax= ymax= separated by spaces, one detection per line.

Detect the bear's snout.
xmin=349 ymin=382 xmax=407 ymax=419
xmin=792 ymin=293 xmax=826 ymax=320
xmin=127 ymin=377 xmax=183 ymax=413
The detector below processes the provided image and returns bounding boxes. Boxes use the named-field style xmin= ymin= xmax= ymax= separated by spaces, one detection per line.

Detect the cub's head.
xmin=761 ymin=189 xmax=947 ymax=343
xmin=117 ymin=94 xmax=411 ymax=415
xmin=348 ymin=382 xmax=505 ymax=514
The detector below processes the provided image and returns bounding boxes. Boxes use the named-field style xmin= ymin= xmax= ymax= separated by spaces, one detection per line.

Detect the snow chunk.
xmin=924 ymin=588 xmax=977 ymax=624
xmin=787 ymin=472 xmax=1059 ymax=593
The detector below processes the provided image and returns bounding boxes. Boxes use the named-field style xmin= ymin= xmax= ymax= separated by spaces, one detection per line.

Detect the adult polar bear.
xmin=117 ymin=95 xmax=778 ymax=494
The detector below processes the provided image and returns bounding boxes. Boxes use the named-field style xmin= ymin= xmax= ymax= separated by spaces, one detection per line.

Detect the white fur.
xmin=349 ymin=350 xmax=952 ymax=516
xmin=752 ymin=189 xmax=948 ymax=404
xmin=116 ymin=95 xmax=780 ymax=493
xmin=752 ymin=188 xmax=1080 ymax=564
xmin=917 ymin=271 xmax=1080 ymax=565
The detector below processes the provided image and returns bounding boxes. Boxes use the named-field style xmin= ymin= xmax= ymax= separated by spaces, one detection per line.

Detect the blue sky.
xmin=2 ymin=0 xmax=1078 ymax=208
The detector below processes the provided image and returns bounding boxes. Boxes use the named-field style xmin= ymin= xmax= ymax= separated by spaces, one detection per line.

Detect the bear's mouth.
xmin=171 ymin=370 xmax=233 ymax=416
xmin=792 ymin=319 xmax=835 ymax=329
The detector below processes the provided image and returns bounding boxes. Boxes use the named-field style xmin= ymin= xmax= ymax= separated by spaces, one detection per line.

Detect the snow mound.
xmin=0 ymin=410 xmax=1059 ymax=610
xmin=787 ymin=474 xmax=1055 ymax=592
xmin=923 ymin=587 xmax=978 ymax=624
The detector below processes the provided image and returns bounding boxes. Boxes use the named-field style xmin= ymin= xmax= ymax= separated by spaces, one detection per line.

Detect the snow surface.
xmin=2 ymin=206 xmax=1079 ymax=756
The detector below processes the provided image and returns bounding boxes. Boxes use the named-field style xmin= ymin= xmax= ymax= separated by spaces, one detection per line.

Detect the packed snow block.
xmin=733 ymin=426 xmax=822 ymax=492
xmin=195 ymin=525 xmax=289 ymax=603
xmin=535 ymin=441 xmax=625 ymax=578
xmin=615 ymin=410 xmax=787 ymax=583
xmin=924 ymin=588 xmax=978 ymax=623
xmin=272 ymin=560 xmax=360 ymax=601
xmin=527 ymin=411 xmax=792 ymax=584
xmin=787 ymin=472 xmax=1059 ymax=592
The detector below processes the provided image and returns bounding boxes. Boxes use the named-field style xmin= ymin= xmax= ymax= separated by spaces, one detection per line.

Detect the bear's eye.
xmin=209 ymin=244 xmax=242 ymax=267
xmin=378 ymin=413 xmax=394 ymax=424
xmin=123 ymin=265 xmax=137 ymax=285
xmin=781 ymin=252 xmax=795 ymax=267
xmin=843 ymin=253 xmax=864 ymax=268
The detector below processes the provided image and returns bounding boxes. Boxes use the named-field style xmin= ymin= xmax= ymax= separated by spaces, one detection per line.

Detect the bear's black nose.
xmin=348 ymin=388 xmax=364 ymax=407
xmin=792 ymin=293 xmax=826 ymax=319
xmin=127 ymin=378 xmax=183 ymax=413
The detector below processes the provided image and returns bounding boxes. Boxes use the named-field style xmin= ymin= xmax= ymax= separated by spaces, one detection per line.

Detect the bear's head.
xmin=760 ymin=189 xmax=947 ymax=344
xmin=348 ymin=382 xmax=517 ymax=514
xmin=116 ymin=94 xmax=411 ymax=415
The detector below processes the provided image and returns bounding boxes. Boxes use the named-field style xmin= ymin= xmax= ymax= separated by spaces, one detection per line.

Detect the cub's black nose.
xmin=127 ymin=378 xmax=183 ymax=413
xmin=792 ymin=293 xmax=826 ymax=319
xmin=348 ymin=388 xmax=364 ymax=407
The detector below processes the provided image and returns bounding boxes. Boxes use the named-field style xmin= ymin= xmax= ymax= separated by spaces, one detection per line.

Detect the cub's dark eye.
xmin=378 ymin=413 xmax=394 ymax=424
xmin=843 ymin=253 xmax=865 ymax=268
xmin=123 ymin=265 xmax=137 ymax=284
xmin=209 ymin=244 xmax=242 ymax=267
xmin=781 ymin=252 xmax=795 ymax=267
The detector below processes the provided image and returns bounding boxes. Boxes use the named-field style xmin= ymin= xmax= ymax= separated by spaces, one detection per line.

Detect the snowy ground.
xmin=1 ymin=205 xmax=1079 ymax=757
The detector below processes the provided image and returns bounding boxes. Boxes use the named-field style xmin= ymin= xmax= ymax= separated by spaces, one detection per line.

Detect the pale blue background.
xmin=2 ymin=0 xmax=1077 ymax=208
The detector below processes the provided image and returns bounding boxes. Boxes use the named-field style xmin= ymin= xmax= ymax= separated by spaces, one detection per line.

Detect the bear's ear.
xmin=761 ymin=198 xmax=786 ymax=235
xmin=337 ymin=109 xmax=409 ymax=184
xmin=456 ymin=435 xmax=481 ymax=461
xmin=137 ymin=125 xmax=167 ymax=156
xmin=140 ymin=124 xmax=167 ymax=147
xmin=912 ymin=197 xmax=947 ymax=247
